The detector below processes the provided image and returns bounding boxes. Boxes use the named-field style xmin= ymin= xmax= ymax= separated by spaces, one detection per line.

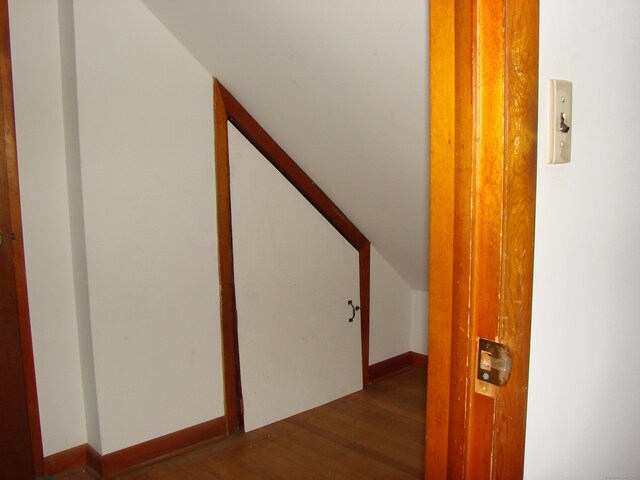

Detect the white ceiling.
xmin=142 ymin=0 xmax=430 ymax=290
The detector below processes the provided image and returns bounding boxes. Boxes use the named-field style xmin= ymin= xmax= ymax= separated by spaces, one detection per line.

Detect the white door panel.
xmin=228 ymin=124 xmax=362 ymax=432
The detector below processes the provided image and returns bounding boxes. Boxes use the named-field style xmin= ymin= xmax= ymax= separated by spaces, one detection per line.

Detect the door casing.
xmin=0 ymin=0 xmax=44 ymax=476
xmin=213 ymin=80 xmax=371 ymax=434
xmin=426 ymin=1 xmax=539 ymax=478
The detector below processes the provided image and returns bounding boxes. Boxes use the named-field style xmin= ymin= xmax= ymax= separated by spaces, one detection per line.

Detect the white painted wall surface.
xmin=369 ymin=246 xmax=411 ymax=364
xmin=525 ymin=1 xmax=640 ymax=478
xmin=10 ymin=0 xmax=422 ymax=456
xmin=73 ymin=0 xmax=223 ymax=454
xmin=142 ymin=0 xmax=430 ymax=291
xmin=57 ymin=0 xmax=101 ymax=451
xmin=410 ymin=290 xmax=428 ymax=355
xmin=9 ymin=0 xmax=87 ymax=456
xmin=229 ymin=124 xmax=362 ymax=431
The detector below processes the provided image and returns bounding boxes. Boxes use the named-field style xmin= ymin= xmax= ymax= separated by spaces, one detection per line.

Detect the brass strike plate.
xmin=476 ymin=338 xmax=512 ymax=387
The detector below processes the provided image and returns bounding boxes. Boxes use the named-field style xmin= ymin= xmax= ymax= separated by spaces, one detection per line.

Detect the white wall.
xmin=369 ymin=247 xmax=412 ymax=363
xmin=142 ymin=0 xmax=430 ymax=291
xmin=525 ymin=1 xmax=640 ymax=478
xmin=72 ymin=0 xmax=223 ymax=454
xmin=410 ymin=290 xmax=428 ymax=355
xmin=57 ymin=0 xmax=101 ymax=451
xmin=9 ymin=0 xmax=87 ymax=456
xmin=11 ymin=0 xmax=419 ymax=457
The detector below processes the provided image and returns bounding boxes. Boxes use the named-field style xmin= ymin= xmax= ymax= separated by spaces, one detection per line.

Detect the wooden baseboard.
xmin=100 ymin=416 xmax=226 ymax=478
xmin=86 ymin=444 xmax=101 ymax=478
xmin=410 ymin=351 xmax=429 ymax=372
xmin=44 ymin=416 xmax=226 ymax=479
xmin=43 ymin=444 xmax=88 ymax=476
xmin=43 ymin=353 xmax=428 ymax=477
xmin=369 ymin=352 xmax=411 ymax=381
xmin=369 ymin=351 xmax=429 ymax=381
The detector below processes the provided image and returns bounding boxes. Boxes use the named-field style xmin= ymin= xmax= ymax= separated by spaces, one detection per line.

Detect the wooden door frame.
xmin=426 ymin=1 xmax=539 ymax=478
xmin=0 ymin=0 xmax=44 ymax=476
xmin=213 ymin=80 xmax=371 ymax=435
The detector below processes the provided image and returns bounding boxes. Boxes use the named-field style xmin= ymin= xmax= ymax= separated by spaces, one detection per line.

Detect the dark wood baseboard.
xmin=410 ymin=351 xmax=429 ymax=372
xmin=99 ymin=416 xmax=226 ymax=478
xmin=369 ymin=351 xmax=428 ymax=381
xmin=43 ymin=352 xmax=428 ymax=478
xmin=86 ymin=444 xmax=101 ymax=478
xmin=369 ymin=352 xmax=429 ymax=381
xmin=369 ymin=352 xmax=411 ymax=381
xmin=44 ymin=416 xmax=226 ymax=479
xmin=43 ymin=444 xmax=88 ymax=476
xmin=43 ymin=353 xmax=429 ymax=478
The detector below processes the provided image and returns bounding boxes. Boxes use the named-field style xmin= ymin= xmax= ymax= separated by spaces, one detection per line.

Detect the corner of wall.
xmin=8 ymin=0 xmax=89 ymax=456
xmin=410 ymin=289 xmax=428 ymax=355
xmin=57 ymin=0 xmax=101 ymax=452
xmin=369 ymin=246 xmax=413 ymax=363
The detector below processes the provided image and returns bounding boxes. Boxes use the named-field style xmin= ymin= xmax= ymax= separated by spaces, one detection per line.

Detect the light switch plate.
xmin=547 ymin=79 xmax=573 ymax=164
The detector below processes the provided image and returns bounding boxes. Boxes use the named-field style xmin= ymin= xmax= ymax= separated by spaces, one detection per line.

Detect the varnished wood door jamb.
xmin=426 ymin=1 xmax=539 ymax=478
xmin=0 ymin=0 xmax=44 ymax=475
xmin=213 ymin=80 xmax=371 ymax=435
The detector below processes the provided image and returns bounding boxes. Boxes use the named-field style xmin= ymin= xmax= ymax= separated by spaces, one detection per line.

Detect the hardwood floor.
xmin=61 ymin=368 xmax=426 ymax=479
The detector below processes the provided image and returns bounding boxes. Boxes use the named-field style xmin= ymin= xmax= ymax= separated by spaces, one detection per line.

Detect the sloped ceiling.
xmin=142 ymin=0 xmax=429 ymax=290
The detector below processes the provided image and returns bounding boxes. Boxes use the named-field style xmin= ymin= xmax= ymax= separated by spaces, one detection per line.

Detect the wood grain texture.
xmin=62 ymin=369 xmax=426 ymax=480
xmin=0 ymin=0 xmax=43 ymax=476
xmin=425 ymin=0 xmax=455 ymax=477
xmin=446 ymin=0 xmax=476 ymax=478
xmin=465 ymin=0 xmax=506 ymax=476
xmin=492 ymin=1 xmax=539 ymax=478
xmin=429 ymin=1 xmax=539 ymax=478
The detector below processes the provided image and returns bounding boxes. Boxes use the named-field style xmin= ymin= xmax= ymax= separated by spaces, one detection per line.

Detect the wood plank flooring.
xmin=61 ymin=368 xmax=426 ymax=479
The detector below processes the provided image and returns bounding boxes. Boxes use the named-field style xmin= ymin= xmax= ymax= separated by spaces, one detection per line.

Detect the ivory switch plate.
xmin=547 ymin=79 xmax=573 ymax=164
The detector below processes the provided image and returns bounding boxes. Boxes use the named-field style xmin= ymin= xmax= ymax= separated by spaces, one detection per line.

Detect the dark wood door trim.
xmin=213 ymin=80 xmax=371 ymax=435
xmin=0 ymin=0 xmax=44 ymax=476
xmin=426 ymin=1 xmax=539 ymax=478
xmin=358 ymin=243 xmax=371 ymax=385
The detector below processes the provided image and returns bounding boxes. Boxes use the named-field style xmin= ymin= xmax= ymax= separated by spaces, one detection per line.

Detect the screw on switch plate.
xmin=547 ymin=79 xmax=573 ymax=165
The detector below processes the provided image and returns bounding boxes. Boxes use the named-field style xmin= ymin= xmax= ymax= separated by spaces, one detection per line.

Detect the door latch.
xmin=477 ymin=338 xmax=512 ymax=387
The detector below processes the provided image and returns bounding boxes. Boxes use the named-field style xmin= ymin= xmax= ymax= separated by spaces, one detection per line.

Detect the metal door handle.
xmin=348 ymin=300 xmax=360 ymax=322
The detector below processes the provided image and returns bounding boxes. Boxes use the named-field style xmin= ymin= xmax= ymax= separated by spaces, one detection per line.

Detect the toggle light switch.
xmin=547 ymin=79 xmax=573 ymax=165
